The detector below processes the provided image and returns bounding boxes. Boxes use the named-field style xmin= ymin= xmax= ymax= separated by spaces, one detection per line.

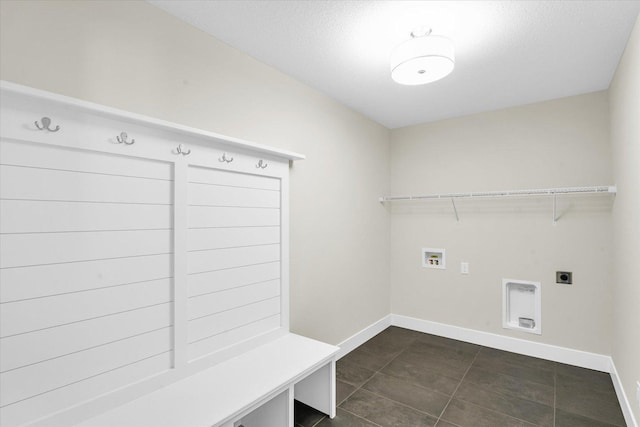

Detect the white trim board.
xmin=337 ymin=314 xmax=637 ymax=427
xmin=610 ymin=359 xmax=639 ymax=427
xmin=335 ymin=315 xmax=391 ymax=360
xmin=391 ymin=314 xmax=610 ymax=371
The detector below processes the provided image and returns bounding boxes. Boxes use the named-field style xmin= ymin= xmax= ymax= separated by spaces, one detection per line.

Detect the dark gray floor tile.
xmin=441 ymin=399 xmax=538 ymax=427
xmin=556 ymin=365 xmax=617 ymax=397
xmin=337 ymin=380 xmax=357 ymax=405
xmin=472 ymin=353 xmax=555 ymax=386
xmin=408 ymin=340 xmax=479 ymax=360
xmin=294 ymin=400 xmax=326 ymax=427
xmin=339 ymin=346 xmax=397 ymax=372
xmin=315 ymin=408 xmax=379 ymax=427
xmin=477 ymin=347 xmax=556 ymax=372
xmin=357 ymin=328 xmax=416 ymax=358
xmin=464 ymin=365 xmax=554 ymax=406
xmin=414 ymin=333 xmax=481 ymax=354
xmin=556 ymin=377 xmax=626 ymax=426
xmin=555 ymin=409 xmax=626 ymax=427
xmin=556 ymin=363 xmax=615 ymax=387
xmin=340 ymin=389 xmax=438 ymax=427
xmin=362 ymin=372 xmax=450 ymax=417
xmin=381 ymin=355 xmax=460 ymax=395
xmin=336 ymin=359 xmax=376 ymax=387
xmin=384 ymin=326 xmax=427 ymax=341
xmin=392 ymin=344 xmax=473 ymax=380
xmin=454 ymin=380 xmax=553 ymax=426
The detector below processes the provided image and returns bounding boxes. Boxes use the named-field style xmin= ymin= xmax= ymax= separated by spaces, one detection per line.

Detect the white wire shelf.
xmin=379 ymin=185 xmax=617 ymax=223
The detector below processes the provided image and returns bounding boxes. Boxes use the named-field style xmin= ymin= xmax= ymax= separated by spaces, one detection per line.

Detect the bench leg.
xmin=294 ymin=360 xmax=336 ymax=418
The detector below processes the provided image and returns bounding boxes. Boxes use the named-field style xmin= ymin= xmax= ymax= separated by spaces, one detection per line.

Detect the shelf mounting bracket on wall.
xmin=451 ymin=198 xmax=459 ymax=222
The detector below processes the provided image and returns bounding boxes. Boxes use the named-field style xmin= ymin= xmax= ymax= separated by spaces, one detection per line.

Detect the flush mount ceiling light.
xmin=390 ymin=27 xmax=455 ymax=85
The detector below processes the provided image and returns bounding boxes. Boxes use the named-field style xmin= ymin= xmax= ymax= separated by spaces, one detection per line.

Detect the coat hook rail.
xmin=34 ymin=117 xmax=60 ymax=132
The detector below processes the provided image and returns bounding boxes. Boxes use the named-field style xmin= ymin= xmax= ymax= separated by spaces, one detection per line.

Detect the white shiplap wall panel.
xmin=0 ymin=165 xmax=172 ymax=204
xmin=0 ymin=353 xmax=173 ymax=427
xmin=0 ymin=199 xmax=171 ymax=233
xmin=188 ymin=297 xmax=281 ymax=344
xmin=0 ymin=278 xmax=172 ymax=337
xmin=188 ymin=279 xmax=281 ymax=321
xmin=188 ymin=261 xmax=280 ymax=297
xmin=1 ymin=328 xmax=172 ymax=407
xmin=187 ymin=244 xmax=280 ymax=275
xmin=188 ymin=182 xmax=279 ymax=208
xmin=185 ymin=166 xmax=283 ymax=362
xmin=1 ymin=303 xmax=172 ymax=373
xmin=0 ymin=138 xmax=172 ymax=180
xmin=189 ymin=166 xmax=280 ymax=190
xmin=188 ymin=206 xmax=280 ymax=228
xmin=188 ymin=226 xmax=280 ymax=251
xmin=0 ymin=254 xmax=172 ymax=303
xmin=0 ymin=229 xmax=172 ymax=268
xmin=188 ymin=315 xmax=281 ymax=361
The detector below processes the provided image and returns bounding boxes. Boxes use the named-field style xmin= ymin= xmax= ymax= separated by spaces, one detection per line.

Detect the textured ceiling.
xmin=148 ymin=1 xmax=640 ymax=129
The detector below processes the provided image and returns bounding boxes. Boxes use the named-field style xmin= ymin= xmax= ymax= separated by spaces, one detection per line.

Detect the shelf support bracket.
xmin=451 ymin=198 xmax=459 ymax=222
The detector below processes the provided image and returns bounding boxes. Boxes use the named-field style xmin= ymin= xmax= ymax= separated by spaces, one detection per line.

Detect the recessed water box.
xmin=422 ymin=248 xmax=445 ymax=269
xmin=502 ymin=279 xmax=541 ymax=335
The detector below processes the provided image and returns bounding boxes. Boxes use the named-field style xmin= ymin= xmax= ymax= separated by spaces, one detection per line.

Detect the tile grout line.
xmin=436 ymin=347 xmax=481 ymax=424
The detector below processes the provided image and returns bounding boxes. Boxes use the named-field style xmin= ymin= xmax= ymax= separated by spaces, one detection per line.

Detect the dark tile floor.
xmin=294 ymin=327 xmax=626 ymax=427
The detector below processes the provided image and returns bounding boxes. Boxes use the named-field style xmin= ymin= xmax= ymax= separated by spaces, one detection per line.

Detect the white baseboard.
xmin=610 ymin=359 xmax=639 ymax=427
xmin=336 ymin=315 xmax=391 ymax=359
xmin=391 ymin=314 xmax=611 ymax=372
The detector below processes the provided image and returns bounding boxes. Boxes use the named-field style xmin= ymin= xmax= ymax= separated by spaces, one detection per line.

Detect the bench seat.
xmin=77 ymin=333 xmax=339 ymax=427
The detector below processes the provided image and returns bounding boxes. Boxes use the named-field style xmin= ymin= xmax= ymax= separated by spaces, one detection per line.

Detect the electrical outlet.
xmin=461 ymin=262 xmax=469 ymax=274
xmin=556 ymin=271 xmax=572 ymax=284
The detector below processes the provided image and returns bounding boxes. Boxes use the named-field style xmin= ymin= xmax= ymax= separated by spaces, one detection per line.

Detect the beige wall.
xmin=0 ymin=0 xmax=391 ymax=345
xmin=609 ymin=14 xmax=640 ymax=424
xmin=389 ymin=92 xmax=614 ymax=354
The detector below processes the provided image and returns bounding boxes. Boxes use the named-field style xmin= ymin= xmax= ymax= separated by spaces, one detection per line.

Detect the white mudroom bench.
xmin=78 ymin=333 xmax=337 ymax=427
xmin=0 ymin=81 xmax=338 ymax=427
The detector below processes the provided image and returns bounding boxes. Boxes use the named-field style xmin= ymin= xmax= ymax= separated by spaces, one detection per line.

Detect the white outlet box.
xmin=461 ymin=262 xmax=469 ymax=274
xmin=422 ymin=248 xmax=445 ymax=269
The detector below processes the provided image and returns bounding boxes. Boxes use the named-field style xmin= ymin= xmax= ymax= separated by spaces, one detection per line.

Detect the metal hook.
xmin=218 ymin=153 xmax=234 ymax=163
xmin=34 ymin=117 xmax=60 ymax=132
xmin=116 ymin=132 xmax=135 ymax=145
xmin=176 ymin=144 xmax=191 ymax=155
xmin=256 ymin=159 xmax=268 ymax=169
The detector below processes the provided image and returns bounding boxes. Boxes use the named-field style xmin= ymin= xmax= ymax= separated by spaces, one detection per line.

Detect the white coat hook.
xmin=256 ymin=159 xmax=268 ymax=169
xmin=552 ymin=193 xmax=557 ymax=224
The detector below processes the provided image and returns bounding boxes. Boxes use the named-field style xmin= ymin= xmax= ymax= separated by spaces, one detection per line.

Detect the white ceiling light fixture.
xmin=391 ymin=27 xmax=455 ymax=85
